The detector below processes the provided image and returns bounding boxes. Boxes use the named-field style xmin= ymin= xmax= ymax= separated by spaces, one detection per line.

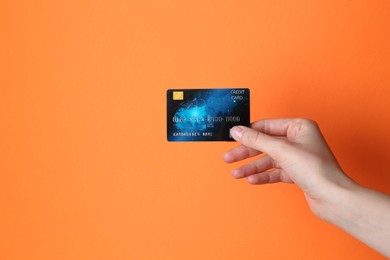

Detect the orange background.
xmin=1 ymin=0 xmax=390 ymax=259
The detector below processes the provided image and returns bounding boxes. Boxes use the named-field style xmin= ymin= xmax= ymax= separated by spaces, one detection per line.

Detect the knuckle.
xmin=240 ymin=128 xmax=256 ymax=144
xmin=240 ymin=128 xmax=265 ymax=151
xmin=253 ymin=131 xmax=262 ymax=145
xmin=294 ymin=118 xmax=319 ymax=128
xmin=287 ymin=118 xmax=320 ymax=140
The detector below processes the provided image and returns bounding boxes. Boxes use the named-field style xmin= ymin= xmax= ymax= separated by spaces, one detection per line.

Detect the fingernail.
xmin=231 ymin=126 xmax=243 ymax=139
xmin=232 ymin=169 xmax=244 ymax=178
xmin=247 ymin=175 xmax=256 ymax=183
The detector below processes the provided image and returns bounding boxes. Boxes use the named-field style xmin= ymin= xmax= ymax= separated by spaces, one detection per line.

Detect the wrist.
xmin=316 ymin=178 xmax=390 ymax=258
xmin=318 ymin=178 xmax=364 ymax=224
xmin=307 ymin=169 xmax=362 ymax=223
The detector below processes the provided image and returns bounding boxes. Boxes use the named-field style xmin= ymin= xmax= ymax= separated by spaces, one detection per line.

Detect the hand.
xmin=223 ymin=118 xmax=357 ymax=219
xmin=223 ymin=118 xmax=390 ymax=258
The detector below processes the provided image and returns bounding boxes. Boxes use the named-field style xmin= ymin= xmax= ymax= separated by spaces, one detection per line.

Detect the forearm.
xmin=325 ymin=184 xmax=390 ymax=258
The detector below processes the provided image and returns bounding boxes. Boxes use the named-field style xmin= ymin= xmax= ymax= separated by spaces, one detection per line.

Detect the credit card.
xmin=167 ymin=88 xmax=250 ymax=142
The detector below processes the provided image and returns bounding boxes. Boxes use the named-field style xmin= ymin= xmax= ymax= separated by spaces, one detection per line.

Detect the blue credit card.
xmin=167 ymin=88 xmax=250 ymax=141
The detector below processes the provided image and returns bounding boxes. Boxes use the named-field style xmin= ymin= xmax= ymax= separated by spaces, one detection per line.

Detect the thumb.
xmin=230 ymin=126 xmax=289 ymax=159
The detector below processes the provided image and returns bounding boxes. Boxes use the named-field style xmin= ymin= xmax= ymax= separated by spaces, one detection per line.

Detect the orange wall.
xmin=1 ymin=1 xmax=389 ymax=259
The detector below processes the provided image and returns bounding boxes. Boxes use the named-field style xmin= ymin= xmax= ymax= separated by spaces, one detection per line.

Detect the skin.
xmin=223 ymin=118 xmax=390 ymax=258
